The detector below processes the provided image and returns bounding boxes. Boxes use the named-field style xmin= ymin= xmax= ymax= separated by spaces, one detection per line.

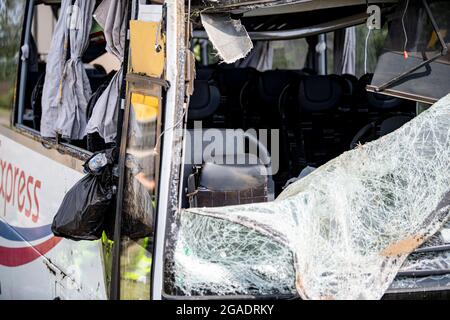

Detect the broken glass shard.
xmin=169 ymin=93 xmax=450 ymax=300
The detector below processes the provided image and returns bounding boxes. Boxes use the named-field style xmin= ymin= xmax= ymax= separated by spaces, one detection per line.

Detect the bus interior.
xmin=16 ymin=0 xmax=122 ymax=153
xmin=167 ymin=0 xmax=450 ymax=299
xmin=178 ymin=0 xmax=448 ymax=210
xmin=11 ymin=0 xmax=450 ymax=300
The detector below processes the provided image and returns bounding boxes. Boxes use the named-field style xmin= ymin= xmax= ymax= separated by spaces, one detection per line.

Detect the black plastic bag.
xmin=52 ymin=149 xmax=117 ymax=241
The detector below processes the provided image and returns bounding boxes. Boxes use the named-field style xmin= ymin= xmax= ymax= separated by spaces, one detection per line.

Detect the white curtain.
xmin=333 ymin=26 xmax=356 ymax=75
xmin=41 ymin=0 xmax=95 ymax=140
xmin=40 ymin=0 xmax=71 ymax=138
xmin=85 ymin=0 xmax=128 ymax=143
xmin=235 ymin=41 xmax=274 ymax=72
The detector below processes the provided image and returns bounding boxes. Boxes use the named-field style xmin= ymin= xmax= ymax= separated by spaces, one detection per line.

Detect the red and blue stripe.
xmin=0 ymin=220 xmax=62 ymax=267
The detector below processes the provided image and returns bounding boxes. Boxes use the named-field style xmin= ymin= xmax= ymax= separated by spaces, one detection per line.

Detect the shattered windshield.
xmin=166 ymin=93 xmax=450 ymax=299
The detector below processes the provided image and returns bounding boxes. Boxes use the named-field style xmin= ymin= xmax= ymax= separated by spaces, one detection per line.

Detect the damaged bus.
xmin=1 ymin=0 xmax=449 ymax=300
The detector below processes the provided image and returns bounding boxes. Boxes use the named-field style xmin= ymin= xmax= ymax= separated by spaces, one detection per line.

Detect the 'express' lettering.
xmin=0 ymin=158 xmax=42 ymax=223
xmin=18 ymin=171 xmax=26 ymax=212
xmin=33 ymin=180 xmax=41 ymax=223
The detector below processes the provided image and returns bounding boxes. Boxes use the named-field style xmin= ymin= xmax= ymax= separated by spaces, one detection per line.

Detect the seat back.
xmin=296 ymin=75 xmax=343 ymax=167
xmin=250 ymin=70 xmax=300 ymax=129
xmin=195 ymin=155 xmax=271 ymax=207
xmin=215 ymin=67 xmax=257 ymax=128
xmin=358 ymin=73 xmax=404 ymax=110
xmin=188 ymin=80 xmax=221 ymax=121
xmin=350 ymin=115 xmax=414 ymax=149
xmin=183 ymin=128 xmax=275 ymax=208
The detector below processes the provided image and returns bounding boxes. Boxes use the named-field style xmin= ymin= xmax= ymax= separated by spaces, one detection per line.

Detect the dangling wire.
xmin=364 ymin=0 xmax=373 ymax=74
xmin=153 ymin=105 xmax=188 ymax=155
xmin=153 ymin=0 xmax=192 ymax=155
xmin=364 ymin=27 xmax=372 ymax=74
xmin=402 ymin=0 xmax=410 ymax=59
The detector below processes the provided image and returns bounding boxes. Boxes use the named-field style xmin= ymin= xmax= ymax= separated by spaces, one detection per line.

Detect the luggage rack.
xmin=369 ymin=0 xmax=448 ymax=95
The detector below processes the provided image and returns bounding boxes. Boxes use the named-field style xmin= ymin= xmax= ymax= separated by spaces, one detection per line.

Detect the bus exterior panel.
xmin=0 ymin=128 xmax=107 ymax=300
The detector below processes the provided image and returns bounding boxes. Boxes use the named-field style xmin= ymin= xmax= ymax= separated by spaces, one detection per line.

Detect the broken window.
xmin=15 ymin=0 xmax=128 ymax=154
xmin=41 ymin=0 xmax=96 ymax=141
xmin=167 ymin=94 xmax=450 ymax=299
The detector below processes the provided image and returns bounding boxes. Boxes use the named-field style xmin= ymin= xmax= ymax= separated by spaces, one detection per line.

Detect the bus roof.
xmin=41 ymin=0 xmax=399 ymax=14
xmin=191 ymin=0 xmax=399 ymax=16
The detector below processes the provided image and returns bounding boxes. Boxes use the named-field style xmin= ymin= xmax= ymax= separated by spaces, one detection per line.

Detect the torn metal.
xmin=200 ymin=13 xmax=253 ymax=64
xmin=191 ymin=1 xmax=399 ymax=15
xmin=191 ymin=0 xmax=324 ymax=12
xmin=170 ymin=94 xmax=450 ymax=299
xmin=191 ymin=0 xmax=285 ymax=13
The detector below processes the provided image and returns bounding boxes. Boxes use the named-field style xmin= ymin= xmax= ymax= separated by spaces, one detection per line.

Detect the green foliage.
xmin=0 ymin=0 xmax=25 ymax=102
xmin=0 ymin=84 xmax=13 ymax=109
xmin=272 ymin=39 xmax=308 ymax=70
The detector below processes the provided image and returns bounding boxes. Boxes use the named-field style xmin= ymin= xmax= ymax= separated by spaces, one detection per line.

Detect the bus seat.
xmin=341 ymin=74 xmax=359 ymax=94
xmin=358 ymin=73 xmax=403 ymax=110
xmin=380 ymin=115 xmax=413 ymax=135
xmin=296 ymin=75 xmax=344 ymax=167
xmin=340 ymin=74 xmax=359 ymax=107
xmin=187 ymin=80 xmax=221 ymax=121
xmin=298 ymin=75 xmax=342 ymax=112
xmin=215 ymin=67 xmax=257 ymax=128
xmin=195 ymin=155 xmax=271 ymax=207
xmin=183 ymin=129 xmax=275 ymax=208
xmin=252 ymin=70 xmax=301 ymax=129
xmin=196 ymin=67 xmax=216 ymax=81
xmin=332 ymin=74 xmax=365 ymax=149
xmin=350 ymin=115 xmax=413 ymax=149
xmin=352 ymin=74 xmax=416 ymax=144
xmin=258 ymin=70 xmax=300 ymax=107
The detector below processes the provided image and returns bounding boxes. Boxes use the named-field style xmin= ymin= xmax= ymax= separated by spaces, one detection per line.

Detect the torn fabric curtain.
xmin=86 ymin=0 xmax=128 ymax=143
xmin=179 ymin=94 xmax=450 ymax=300
xmin=235 ymin=41 xmax=274 ymax=72
xmin=201 ymin=13 xmax=253 ymax=64
xmin=41 ymin=0 xmax=95 ymax=140
xmin=333 ymin=27 xmax=356 ymax=75
xmin=40 ymin=0 xmax=71 ymax=138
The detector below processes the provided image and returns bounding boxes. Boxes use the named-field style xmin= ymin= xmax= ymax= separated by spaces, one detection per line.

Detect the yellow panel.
xmin=130 ymin=20 xmax=165 ymax=78
xmin=131 ymin=93 xmax=159 ymax=123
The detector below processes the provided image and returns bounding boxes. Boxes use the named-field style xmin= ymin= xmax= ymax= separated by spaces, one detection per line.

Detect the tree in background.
xmin=0 ymin=0 xmax=25 ymax=109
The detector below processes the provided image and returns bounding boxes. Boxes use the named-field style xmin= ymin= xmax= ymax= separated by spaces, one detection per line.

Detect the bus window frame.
xmin=372 ymin=0 xmax=448 ymax=93
xmin=157 ymin=1 xmax=450 ymax=301
xmin=13 ymin=0 xmax=34 ymax=127
xmin=12 ymin=0 xmax=98 ymax=162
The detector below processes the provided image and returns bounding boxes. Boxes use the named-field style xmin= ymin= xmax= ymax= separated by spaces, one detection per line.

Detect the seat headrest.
xmin=341 ymin=74 xmax=359 ymax=96
xmin=188 ymin=80 xmax=221 ymax=120
xmin=298 ymin=75 xmax=342 ymax=112
xmin=196 ymin=68 xmax=216 ymax=81
xmin=217 ymin=67 xmax=256 ymax=95
xmin=359 ymin=73 xmax=403 ymax=110
xmin=259 ymin=70 xmax=299 ymax=98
